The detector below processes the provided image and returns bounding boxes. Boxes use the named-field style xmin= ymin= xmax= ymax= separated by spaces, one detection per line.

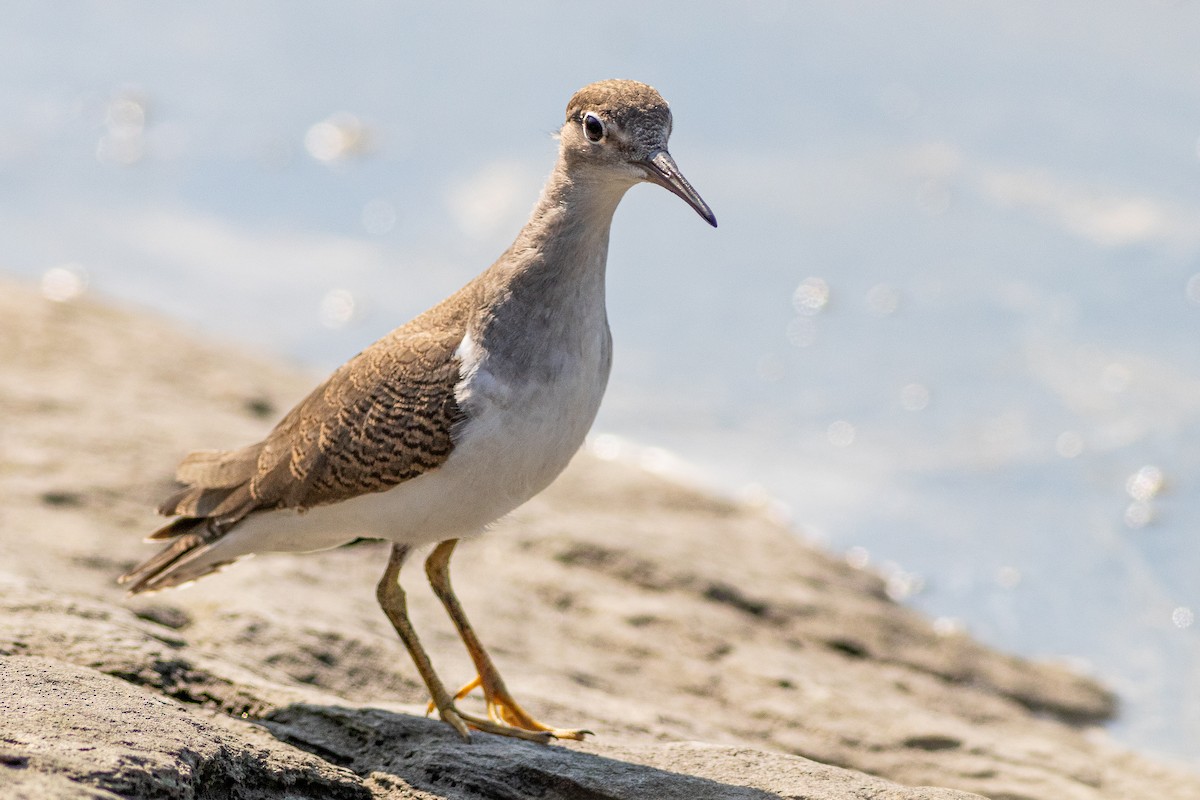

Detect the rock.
xmin=1 ymin=276 xmax=1198 ymax=799
xmin=0 ymin=648 xmax=975 ymax=800
xmin=0 ymin=656 xmax=366 ymax=800
xmin=265 ymin=705 xmax=976 ymax=800
xmin=1 ymin=575 xmax=975 ymax=799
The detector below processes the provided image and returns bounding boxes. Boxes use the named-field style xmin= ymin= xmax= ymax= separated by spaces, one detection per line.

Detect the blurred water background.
xmin=3 ymin=1 xmax=1199 ymax=766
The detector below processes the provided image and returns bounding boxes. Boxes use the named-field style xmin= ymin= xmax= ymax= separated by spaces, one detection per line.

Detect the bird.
xmin=119 ymin=79 xmax=716 ymax=744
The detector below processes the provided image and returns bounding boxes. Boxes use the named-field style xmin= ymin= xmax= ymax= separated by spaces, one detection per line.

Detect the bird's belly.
xmin=434 ymin=319 xmax=613 ymax=529
xmin=451 ymin=362 xmax=609 ymax=510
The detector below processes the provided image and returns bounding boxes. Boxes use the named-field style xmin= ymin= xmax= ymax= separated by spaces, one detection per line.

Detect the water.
xmin=3 ymin=1 xmax=1199 ymax=766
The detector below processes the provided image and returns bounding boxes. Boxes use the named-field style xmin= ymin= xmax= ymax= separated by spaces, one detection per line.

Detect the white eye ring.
xmin=583 ymin=113 xmax=605 ymax=143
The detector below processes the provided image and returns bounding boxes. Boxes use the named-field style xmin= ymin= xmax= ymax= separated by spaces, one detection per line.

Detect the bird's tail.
xmin=121 ymin=445 xmax=264 ymax=594
xmin=118 ymin=517 xmax=242 ymax=595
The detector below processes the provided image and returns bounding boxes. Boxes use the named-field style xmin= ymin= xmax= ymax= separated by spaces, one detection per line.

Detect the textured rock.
xmin=1 ymin=576 xmax=977 ymax=800
xmin=0 ymin=656 xmax=366 ymax=799
xmin=0 ymin=649 xmax=975 ymax=800
xmin=2 ymin=276 xmax=1198 ymax=799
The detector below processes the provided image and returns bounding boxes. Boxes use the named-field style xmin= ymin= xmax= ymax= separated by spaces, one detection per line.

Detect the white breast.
xmin=451 ymin=320 xmax=612 ymax=507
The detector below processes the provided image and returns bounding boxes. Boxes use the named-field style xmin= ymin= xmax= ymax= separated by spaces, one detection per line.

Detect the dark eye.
xmin=583 ymin=113 xmax=605 ymax=143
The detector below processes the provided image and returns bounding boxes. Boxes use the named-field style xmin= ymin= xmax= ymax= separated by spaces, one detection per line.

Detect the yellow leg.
xmin=424 ymin=539 xmax=592 ymax=741
xmin=425 ymin=674 xmax=482 ymax=718
xmin=375 ymin=544 xmax=553 ymax=743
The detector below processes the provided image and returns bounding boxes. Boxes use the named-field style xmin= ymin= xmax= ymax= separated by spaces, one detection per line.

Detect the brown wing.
xmin=119 ymin=288 xmax=478 ymax=595
xmin=121 ymin=321 xmax=467 ymax=594
xmin=256 ymin=326 xmax=465 ymax=509
xmin=159 ymin=323 xmax=466 ymax=532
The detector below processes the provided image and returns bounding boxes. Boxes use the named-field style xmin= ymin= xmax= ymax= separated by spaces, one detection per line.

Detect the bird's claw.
xmin=427 ymin=674 xmax=591 ymax=743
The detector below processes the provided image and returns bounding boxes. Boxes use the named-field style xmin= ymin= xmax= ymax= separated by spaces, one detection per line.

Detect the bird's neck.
xmin=465 ymin=155 xmax=629 ymax=374
xmin=492 ymin=157 xmax=634 ymax=297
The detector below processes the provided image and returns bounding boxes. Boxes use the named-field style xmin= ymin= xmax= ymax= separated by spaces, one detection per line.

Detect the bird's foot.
xmin=428 ymin=674 xmax=592 ymax=743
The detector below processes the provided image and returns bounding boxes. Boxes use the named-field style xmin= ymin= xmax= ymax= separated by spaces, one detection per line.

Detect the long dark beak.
xmin=640 ymin=150 xmax=717 ymax=228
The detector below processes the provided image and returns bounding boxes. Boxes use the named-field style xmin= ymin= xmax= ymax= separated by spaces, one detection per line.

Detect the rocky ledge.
xmin=1 ymin=278 xmax=1197 ymax=799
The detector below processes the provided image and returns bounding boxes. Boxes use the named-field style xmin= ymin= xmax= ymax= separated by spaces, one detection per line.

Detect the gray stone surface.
xmin=2 ymin=277 xmax=1198 ymax=799
xmin=0 ymin=650 xmax=977 ymax=800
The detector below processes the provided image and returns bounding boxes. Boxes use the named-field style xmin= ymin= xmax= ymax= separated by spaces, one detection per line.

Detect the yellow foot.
xmin=427 ymin=674 xmax=592 ymax=742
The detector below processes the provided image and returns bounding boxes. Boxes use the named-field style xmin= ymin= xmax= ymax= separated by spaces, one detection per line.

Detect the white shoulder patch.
xmin=454 ymin=330 xmax=508 ymax=408
xmin=455 ymin=330 xmax=479 ymax=370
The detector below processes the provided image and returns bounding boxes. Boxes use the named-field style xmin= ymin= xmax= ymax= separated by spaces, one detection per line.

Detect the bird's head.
xmin=561 ymin=79 xmax=716 ymax=228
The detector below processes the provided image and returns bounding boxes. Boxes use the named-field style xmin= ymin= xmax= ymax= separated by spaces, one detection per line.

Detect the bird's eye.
xmin=583 ymin=113 xmax=605 ymax=143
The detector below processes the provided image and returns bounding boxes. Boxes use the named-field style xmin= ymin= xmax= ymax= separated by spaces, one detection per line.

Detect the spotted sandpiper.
xmin=120 ymin=79 xmax=716 ymax=743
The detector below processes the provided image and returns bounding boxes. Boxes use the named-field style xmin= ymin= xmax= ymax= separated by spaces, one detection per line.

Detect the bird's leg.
xmin=376 ymin=543 xmax=553 ymax=743
xmin=424 ymin=539 xmax=591 ymax=741
xmin=376 ymin=544 xmax=472 ymax=740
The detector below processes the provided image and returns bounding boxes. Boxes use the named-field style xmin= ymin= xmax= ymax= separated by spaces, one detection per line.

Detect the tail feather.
xmin=157 ymin=484 xmax=254 ymax=520
xmin=175 ymin=445 xmax=261 ymax=488
xmin=146 ymin=515 xmax=202 ymax=542
xmin=126 ymin=494 xmax=258 ymax=591
xmin=121 ymin=519 xmax=211 ymax=593
xmin=123 ymin=442 xmax=273 ymax=593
